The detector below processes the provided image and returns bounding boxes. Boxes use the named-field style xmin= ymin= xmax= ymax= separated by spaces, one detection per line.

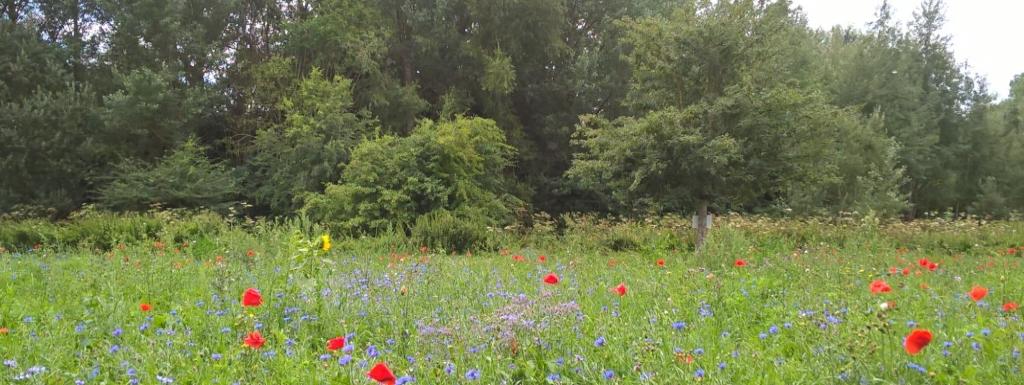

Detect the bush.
xmin=412 ymin=210 xmax=493 ymax=253
xmin=303 ymin=116 xmax=519 ymax=234
xmin=97 ymin=139 xmax=239 ymax=212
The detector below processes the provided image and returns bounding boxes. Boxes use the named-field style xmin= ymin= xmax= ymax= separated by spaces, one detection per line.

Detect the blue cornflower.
xmin=783 ymin=322 xmax=793 ymax=329
xmin=693 ymin=348 xmax=704 ymax=355
xmin=109 ymin=345 xmax=120 ymax=354
xmin=906 ymin=362 xmax=926 ymax=374
xmin=966 ymin=331 xmax=974 ymax=337
xmin=555 ymin=357 xmax=564 ymax=366
xmin=594 ymin=336 xmax=606 ymax=347
xmin=156 ymin=375 xmax=174 ymax=384
xmin=338 ymin=355 xmax=352 ymax=366
xmin=75 ymin=322 xmax=86 ymax=333
xmin=367 ymin=345 xmax=378 ymax=358
xmin=672 ymin=321 xmax=686 ymax=330
xmin=981 ymin=328 xmax=991 ymax=337
xmin=406 ymin=355 xmax=416 ymax=364
xmin=603 ymin=369 xmax=614 ymax=380
xmin=212 ymin=354 xmax=223 ymax=361
xmin=319 ymin=354 xmax=331 ymax=361
xmin=547 ymin=373 xmax=561 ymax=382
xmin=769 ymin=325 xmax=779 ymax=334
xmin=465 ymin=369 xmax=481 ymax=381
xmin=396 ymin=376 xmax=414 ymax=385
xmin=444 ymin=363 xmax=455 ymax=376
xmin=718 ymin=362 xmax=726 ymax=370
xmin=759 ymin=332 xmax=768 ymax=340
xmin=698 ymin=303 xmax=713 ymax=318
xmin=972 ymin=341 xmax=981 ymax=351
xmin=113 ymin=328 xmax=123 ymax=337
xmin=695 ymin=368 xmax=705 ymax=378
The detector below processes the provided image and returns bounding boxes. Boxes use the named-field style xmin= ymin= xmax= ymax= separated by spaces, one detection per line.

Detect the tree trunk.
xmin=695 ymin=200 xmax=709 ymax=252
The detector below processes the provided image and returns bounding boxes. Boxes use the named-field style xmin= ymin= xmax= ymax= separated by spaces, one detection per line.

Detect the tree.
xmin=569 ymin=0 xmax=851 ymax=250
xmin=246 ymin=68 xmax=377 ymax=214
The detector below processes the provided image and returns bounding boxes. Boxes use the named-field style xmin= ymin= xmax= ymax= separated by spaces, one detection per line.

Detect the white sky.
xmin=791 ymin=0 xmax=1022 ymax=100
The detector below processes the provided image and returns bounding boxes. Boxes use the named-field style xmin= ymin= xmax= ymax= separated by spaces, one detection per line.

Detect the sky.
xmin=791 ymin=0 xmax=1022 ymax=100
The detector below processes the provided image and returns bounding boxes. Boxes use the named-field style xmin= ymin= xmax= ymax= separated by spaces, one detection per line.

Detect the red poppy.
xmin=969 ymin=286 xmax=988 ymax=302
xmin=869 ymin=279 xmax=892 ymax=294
xmin=242 ymin=288 xmax=263 ymax=307
xmin=613 ymin=283 xmax=627 ymax=296
xmin=656 ymin=259 xmax=666 ymax=267
xmin=1003 ymin=301 xmax=1019 ymax=312
xmin=889 ymin=267 xmax=898 ymax=275
xmin=901 ymin=268 xmax=910 ymax=276
xmin=538 ymin=255 xmax=547 ymax=263
xmin=734 ymin=259 xmax=747 ymax=267
xmin=243 ymin=331 xmax=265 ymax=349
xmin=140 ymin=303 xmax=152 ymax=312
xmin=918 ymin=258 xmax=929 ymax=267
xmin=0 ymin=327 xmax=8 ymax=335
xmin=368 ymin=362 xmax=397 ymax=385
xmin=903 ymin=329 xmax=932 ymax=355
xmin=927 ymin=262 xmax=938 ymax=271
xmin=327 ymin=336 xmax=346 ymax=351
xmin=246 ymin=249 xmax=256 ymax=257
xmin=543 ymin=273 xmax=559 ymax=285
xmin=512 ymin=255 xmax=525 ymax=262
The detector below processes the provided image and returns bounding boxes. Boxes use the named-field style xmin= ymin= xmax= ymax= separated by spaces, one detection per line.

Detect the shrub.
xmin=97 ymin=139 xmax=239 ymax=212
xmin=412 ymin=210 xmax=493 ymax=253
xmin=303 ymin=116 xmax=519 ymax=235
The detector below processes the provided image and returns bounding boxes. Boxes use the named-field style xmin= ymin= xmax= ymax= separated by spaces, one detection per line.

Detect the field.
xmin=1 ymin=214 xmax=1023 ymax=384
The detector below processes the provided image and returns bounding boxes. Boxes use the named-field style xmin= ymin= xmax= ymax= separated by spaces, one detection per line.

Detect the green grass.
xmin=1 ymin=214 xmax=1023 ymax=384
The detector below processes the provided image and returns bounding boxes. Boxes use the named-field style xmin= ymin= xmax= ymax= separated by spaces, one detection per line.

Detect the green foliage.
xmin=303 ymin=116 xmax=518 ymax=234
xmin=411 ymin=209 xmax=493 ymax=253
xmin=97 ymin=139 xmax=239 ymax=212
xmin=0 ymin=83 xmax=104 ymax=214
xmin=247 ymin=68 xmax=377 ymax=214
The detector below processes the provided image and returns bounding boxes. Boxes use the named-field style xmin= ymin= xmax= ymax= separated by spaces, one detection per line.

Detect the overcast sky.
xmin=791 ymin=0 xmax=1022 ymax=100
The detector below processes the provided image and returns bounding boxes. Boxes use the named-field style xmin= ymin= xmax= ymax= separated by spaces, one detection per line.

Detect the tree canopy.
xmin=0 ymin=0 xmax=1021 ymax=228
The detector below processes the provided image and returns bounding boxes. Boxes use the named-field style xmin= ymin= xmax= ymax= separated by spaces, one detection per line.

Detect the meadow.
xmin=1 ymin=212 xmax=1023 ymax=384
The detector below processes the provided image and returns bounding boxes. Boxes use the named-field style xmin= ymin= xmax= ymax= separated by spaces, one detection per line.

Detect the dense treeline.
xmin=1 ymin=0 xmax=1022 ymax=229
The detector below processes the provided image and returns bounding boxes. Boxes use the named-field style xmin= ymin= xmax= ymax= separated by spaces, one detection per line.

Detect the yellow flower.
xmin=321 ymin=234 xmax=331 ymax=252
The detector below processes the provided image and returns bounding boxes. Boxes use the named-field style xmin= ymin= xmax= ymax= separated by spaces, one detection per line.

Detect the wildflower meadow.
xmin=1 ymin=214 xmax=1022 ymax=384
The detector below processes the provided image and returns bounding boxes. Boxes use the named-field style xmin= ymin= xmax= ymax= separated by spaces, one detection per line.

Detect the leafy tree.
xmin=246 ymin=68 xmax=376 ymax=214
xmin=570 ymin=0 xmax=860 ymax=250
xmin=303 ymin=116 xmax=518 ymax=234
xmin=0 ymin=83 xmax=104 ymax=214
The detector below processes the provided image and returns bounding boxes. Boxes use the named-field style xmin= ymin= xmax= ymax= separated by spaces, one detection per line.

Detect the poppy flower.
xmin=246 ymin=249 xmax=256 ymax=257
xmin=656 ymin=259 xmax=666 ymax=267
xmin=613 ymin=283 xmax=627 ymax=296
xmin=903 ymin=329 xmax=932 ymax=355
xmin=538 ymin=255 xmax=547 ymax=263
xmin=734 ymin=259 xmax=747 ymax=267
xmin=1003 ymin=301 xmax=1019 ymax=312
xmin=321 ymin=234 xmax=332 ymax=252
xmin=242 ymin=288 xmax=263 ymax=307
xmin=543 ymin=273 xmax=559 ymax=285
xmin=927 ymin=262 xmax=938 ymax=271
xmin=0 ymin=327 xmax=8 ymax=335
xmin=969 ymin=286 xmax=988 ymax=302
xmin=327 ymin=336 xmax=346 ymax=351
xmin=918 ymin=258 xmax=929 ymax=267
xmin=512 ymin=255 xmax=525 ymax=262
xmin=140 ymin=303 xmax=152 ymax=312
xmin=902 ymin=268 xmax=910 ymax=276
xmin=869 ymin=279 xmax=892 ymax=294
xmin=243 ymin=331 xmax=265 ymax=349
xmin=368 ymin=362 xmax=397 ymax=385
xmin=889 ymin=267 xmax=898 ymax=275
